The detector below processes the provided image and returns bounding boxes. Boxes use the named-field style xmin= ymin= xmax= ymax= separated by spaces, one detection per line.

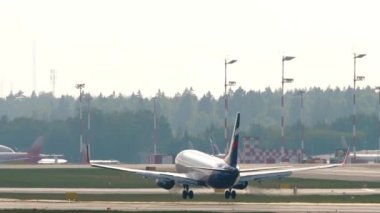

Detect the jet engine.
xmin=156 ymin=179 xmax=175 ymax=190
xmin=232 ymin=181 xmax=248 ymax=189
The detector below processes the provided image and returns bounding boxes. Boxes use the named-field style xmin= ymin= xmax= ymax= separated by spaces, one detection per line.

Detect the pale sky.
xmin=0 ymin=0 xmax=378 ymax=98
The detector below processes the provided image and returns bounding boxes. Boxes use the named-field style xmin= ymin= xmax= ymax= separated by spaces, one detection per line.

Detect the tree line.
xmin=0 ymin=86 xmax=378 ymax=162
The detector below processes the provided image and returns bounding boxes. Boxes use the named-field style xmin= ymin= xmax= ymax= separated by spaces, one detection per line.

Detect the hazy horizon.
xmin=0 ymin=0 xmax=379 ymax=98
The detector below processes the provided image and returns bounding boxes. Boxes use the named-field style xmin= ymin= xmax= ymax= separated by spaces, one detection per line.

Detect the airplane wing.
xmin=240 ymin=147 xmax=349 ymax=182
xmin=239 ymin=163 xmax=341 ymax=182
xmin=239 ymin=166 xmax=292 ymax=173
xmin=91 ymin=163 xmax=200 ymax=186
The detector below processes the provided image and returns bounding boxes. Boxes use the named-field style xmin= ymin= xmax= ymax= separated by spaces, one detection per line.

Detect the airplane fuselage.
xmin=0 ymin=152 xmax=41 ymax=164
xmin=175 ymin=150 xmax=240 ymax=189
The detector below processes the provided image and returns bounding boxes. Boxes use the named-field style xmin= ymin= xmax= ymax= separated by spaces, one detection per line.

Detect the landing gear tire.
xmin=182 ymin=190 xmax=188 ymax=199
xmin=182 ymin=185 xmax=193 ymax=199
xmin=225 ymin=189 xmax=236 ymax=199
xmin=224 ymin=190 xmax=231 ymax=199
xmin=231 ymin=190 xmax=236 ymax=199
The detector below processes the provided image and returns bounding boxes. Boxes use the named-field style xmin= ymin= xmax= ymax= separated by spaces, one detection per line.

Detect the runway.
xmin=0 ymin=199 xmax=379 ymax=212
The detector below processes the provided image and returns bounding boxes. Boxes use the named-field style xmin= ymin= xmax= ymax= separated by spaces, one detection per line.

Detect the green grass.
xmin=0 ymin=168 xmax=155 ymax=188
xmin=0 ymin=168 xmax=379 ymax=189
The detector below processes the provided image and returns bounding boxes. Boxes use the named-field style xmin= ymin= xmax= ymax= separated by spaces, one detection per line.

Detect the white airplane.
xmin=38 ymin=154 xmax=68 ymax=164
xmin=90 ymin=159 xmax=120 ymax=164
xmin=91 ymin=112 xmax=347 ymax=199
xmin=209 ymin=137 xmax=225 ymax=158
xmin=0 ymin=137 xmax=44 ymax=164
xmin=0 ymin=137 xmax=68 ymax=164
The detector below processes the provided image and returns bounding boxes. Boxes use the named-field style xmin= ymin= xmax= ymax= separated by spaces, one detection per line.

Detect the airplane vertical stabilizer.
xmin=224 ymin=112 xmax=240 ymax=168
xmin=27 ymin=136 xmax=44 ymax=163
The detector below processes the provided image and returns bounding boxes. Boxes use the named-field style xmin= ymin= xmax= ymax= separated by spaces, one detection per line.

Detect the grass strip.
xmin=0 ymin=168 xmax=379 ymax=189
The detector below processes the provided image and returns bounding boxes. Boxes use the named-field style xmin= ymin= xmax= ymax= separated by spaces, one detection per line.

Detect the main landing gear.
xmin=182 ymin=184 xmax=194 ymax=199
xmin=224 ymin=188 xmax=236 ymax=199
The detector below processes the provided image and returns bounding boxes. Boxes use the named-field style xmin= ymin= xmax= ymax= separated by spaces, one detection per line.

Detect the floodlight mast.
xmin=375 ymin=86 xmax=380 ymax=161
xmin=280 ymin=56 xmax=295 ymax=161
xmin=86 ymin=95 xmax=92 ymax=164
xmin=298 ymin=90 xmax=305 ymax=161
xmin=75 ymin=83 xmax=85 ymax=163
xmin=352 ymin=53 xmax=366 ymax=161
xmin=224 ymin=59 xmax=237 ymax=153
xmin=153 ymin=96 xmax=158 ymax=155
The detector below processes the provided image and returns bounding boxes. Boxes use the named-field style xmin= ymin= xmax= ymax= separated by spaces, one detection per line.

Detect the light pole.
xmin=224 ymin=59 xmax=237 ymax=153
xmin=75 ymin=83 xmax=85 ymax=163
xmin=281 ymin=56 xmax=295 ymax=161
xmin=86 ymin=94 xmax=92 ymax=163
xmin=153 ymin=97 xmax=158 ymax=155
xmin=352 ymin=53 xmax=366 ymax=160
xmin=375 ymin=87 xmax=380 ymax=162
xmin=298 ymin=90 xmax=305 ymax=162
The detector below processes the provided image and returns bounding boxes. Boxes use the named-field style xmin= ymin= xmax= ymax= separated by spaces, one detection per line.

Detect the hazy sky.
xmin=0 ymin=0 xmax=378 ymax=98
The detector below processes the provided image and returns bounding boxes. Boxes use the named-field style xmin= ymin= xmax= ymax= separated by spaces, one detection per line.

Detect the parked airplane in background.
xmin=90 ymin=159 xmax=120 ymax=164
xmin=187 ymin=140 xmax=194 ymax=150
xmin=0 ymin=136 xmax=44 ymax=163
xmin=0 ymin=136 xmax=67 ymax=164
xmin=209 ymin=137 xmax=225 ymax=158
xmin=38 ymin=154 xmax=68 ymax=164
xmin=92 ymin=113 xmax=347 ymax=199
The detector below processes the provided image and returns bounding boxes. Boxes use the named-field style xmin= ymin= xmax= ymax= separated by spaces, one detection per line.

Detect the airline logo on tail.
xmin=224 ymin=112 xmax=240 ymax=168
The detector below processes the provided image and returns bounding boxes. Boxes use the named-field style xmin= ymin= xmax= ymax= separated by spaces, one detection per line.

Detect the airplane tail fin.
xmin=188 ymin=140 xmax=194 ymax=149
xmin=342 ymin=146 xmax=350 ymax=165
xmin=27 ymin=136 xmax=44 ymax=163
xmin=210 ymin=137 xmax=222 ymax=155
xmin=224 ymin=112 xmax=240 ymax=168
xmin=210 ymin=137 xmax=215 ymax=155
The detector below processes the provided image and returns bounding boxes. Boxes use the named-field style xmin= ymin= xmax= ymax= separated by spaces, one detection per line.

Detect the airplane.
xmin=0 ymin=136 xmax=68 ymax=164
xmin=38 ymin=154 xmax=68 ymax=164
xmin=91 ymin=112 xmax=348 ymax=199
xmin=90 ymin=159 xmax=120 ymax=164
xmin=209 ymin=136 xmax=225 ymax=158
xmin=0 ymin=136 xmax=44 ymax=164
xmin=338 ymin=136 xmax=379 ymax=162
xmin=187 ymin=140 xmax=194 ymax=150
